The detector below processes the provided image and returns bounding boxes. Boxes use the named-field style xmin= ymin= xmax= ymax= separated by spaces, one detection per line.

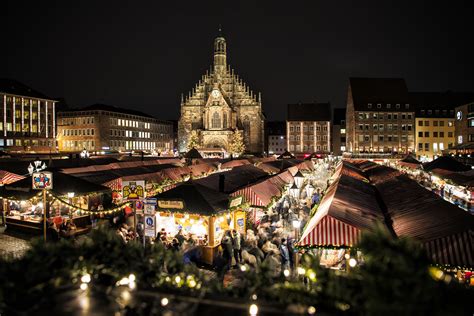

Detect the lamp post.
xmin=292 ymin=219 xmax=301 ymax=272
xmin=305 ymin=183 xmax=315 ymax=206
xmin=80 ymin=148 xmax=90 ymax=158
xmin=29 ymin=159 xmax=48 ymax=241
xmin=294 ymin=171 xmax=304 ymax=189
xmin=67 ymin=192 xmax=75 ymax=219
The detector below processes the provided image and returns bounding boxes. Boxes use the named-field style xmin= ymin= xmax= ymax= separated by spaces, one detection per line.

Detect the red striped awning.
xmin=0 ymin=170 xmax=25 ymax=185
xmin=298 ymin=215 xmax=362 ymax=247
xmin=103 ymin=178 xmax=122 ymax=191
xmin=424 ymin=230 xmax=474 ymax=268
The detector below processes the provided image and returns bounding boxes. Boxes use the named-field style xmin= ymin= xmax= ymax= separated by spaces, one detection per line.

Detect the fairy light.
xmin=283 ymin=269 xmax=290 ymax=277
xmin=349 ymin=258 xmax=357 ymax=267
xmin=81 ymin=274 xmax=91 ymax=283
xmin=175 ymin=275 xmax=181 ymax=284
xmin=161 ymin=297 xmax=169 ymax=306
xmin=297 ymin=267 xmax=305 ymax=275
xmin=240 ymin=265 xmax=247 ymax=272
xmin=308 ymin=306 xmax=316 ymax=314
xmin=80 ymin=283 xmax=88 ymax=290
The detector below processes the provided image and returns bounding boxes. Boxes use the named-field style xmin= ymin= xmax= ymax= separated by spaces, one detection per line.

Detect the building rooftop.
xmin=349 ymin=77 xmax=410 ymax=111
xmin=266 ymin=121 xmax=286 ymax=135
xmin=410 ymin=91 xmax=474 ymax=117
xmin=287 ymin=102 xmax=331 ymax=121
xmin=0 ymin=78 xmax=55 ymax=100
xmin=60 ymin=103 xmax=157 ymax=119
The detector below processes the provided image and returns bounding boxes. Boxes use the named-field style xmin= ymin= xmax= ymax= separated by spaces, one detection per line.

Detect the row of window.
xmin=269 ymin=142 xmax=285 ymax=146
xmin=357 ymin=135 xmax=414 ymax=143
xmin=417 ymin=131 xmax=453 ymax=138
xmin=357 ymin=112 xmax=413 ymax=120
xmin=59 ymin=117 xmax=94 ymax=126
xmin=289 ymin=144 xmax=328 ymax=152
xmin=289 ymin=135 xmax=328 ymax=141
xmin=62 ymin=129 xmax=95 ymax=136
xmin=417 ymin=142 xmax=449 ymax=152
xmin=418 ymin=120 xmax=453 ymax=127
xmin=419 ymin=109 xmax=454 ymax=116
xmin=62 ymin=140 xmax=95 ymax=149
xmin=358 ymin=124 xmax=412 ymax=131
xmin=367 ymin=103 xmax=410 ymax=110
xmin=288 ymin=125 xmax=328 ymax=132
xmin=3 ymin=96 xmax=52 ymax=107
xmin=110 ymin=129 xmax=169 ymax=140
xmin=0 ymin=139 xmax=54 ymax=147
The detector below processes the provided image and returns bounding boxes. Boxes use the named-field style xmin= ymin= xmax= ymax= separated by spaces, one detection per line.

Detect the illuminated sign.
xmin=32 ymin=171 xmax=53 ymax=190
xmin=229 ymin=196 xmax=243 ymax=208
xmin=122 ymin=181 xmax=145 ymax=200
xmin=158 ymin=200 xmax=184 ymax=209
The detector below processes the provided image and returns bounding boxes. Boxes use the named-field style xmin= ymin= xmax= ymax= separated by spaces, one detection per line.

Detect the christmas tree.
xmin=228 ymin=129 xmax=245 ymax=157
xmin=186 ymin=130 xmax=200 ymax=151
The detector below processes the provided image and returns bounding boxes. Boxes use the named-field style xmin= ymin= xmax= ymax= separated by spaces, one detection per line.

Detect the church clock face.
xmin=456 ymin=111 xmax=462 ymax=120
xmin=211 ymin=89 xmax=220 ymax=98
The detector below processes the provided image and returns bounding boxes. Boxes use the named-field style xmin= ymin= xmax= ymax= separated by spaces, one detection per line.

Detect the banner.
xmin=32 ymin=171 xmax=53 ymax=190
xmin=122 ymin=181 xmax=145 ymax=200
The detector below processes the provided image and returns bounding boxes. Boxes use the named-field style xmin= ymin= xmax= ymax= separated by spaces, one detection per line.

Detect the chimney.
xmin=219 ymin=174 xmax=225 ymax=193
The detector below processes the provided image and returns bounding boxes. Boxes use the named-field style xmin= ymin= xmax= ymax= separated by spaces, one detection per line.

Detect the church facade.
xmin=178 ymin=34 xmax=264 ymax=154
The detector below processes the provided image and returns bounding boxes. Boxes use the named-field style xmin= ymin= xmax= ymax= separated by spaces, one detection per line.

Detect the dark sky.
xmin=2 ymin=1 xmax=473 ymax=121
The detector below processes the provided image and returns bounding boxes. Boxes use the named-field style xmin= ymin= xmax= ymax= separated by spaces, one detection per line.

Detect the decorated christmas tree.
xmin=228 ymin=129 xmax=245 ymax=157
xmin=186 ymin=130 xmax=200 ymax=151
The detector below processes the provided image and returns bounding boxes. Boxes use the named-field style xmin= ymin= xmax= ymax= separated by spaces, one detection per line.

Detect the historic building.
xmin=0 ymin=79 xmax=57 ymax=153
xmin=346 ymin=78 xmax=415 ymax=154
xmin=178 ymin=34 xmax=264 ymax=154
xmin=286 ymin=102 xmax=331 ymax=156
xmin=265 ymin=121 xmax=286 ymax=155
xmin=57 ymin=104 xmax=173 ymax=154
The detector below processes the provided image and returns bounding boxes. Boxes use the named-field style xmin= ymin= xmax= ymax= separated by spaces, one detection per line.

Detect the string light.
xmin=161 ymin=297 xmax=169 ymax=306
xmin=249 ymin=304 xmax=258 ymax=316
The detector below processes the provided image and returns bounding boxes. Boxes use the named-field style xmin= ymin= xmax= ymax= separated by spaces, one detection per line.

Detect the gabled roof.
xmin=423 ymin=156 xmax=471 ymax=172
xmin=194 ymin=165 xmax=269 ymax=193
xmin=0 ymin=78 xmax=55 ymax=100
xmin=277 ymin=150 xmax=295 ymax=159
xmin=287 ymin=102 xmax=331 ymax=121
xmin=349 ymin=77 xmax=410 ymax=111
xmin=184 ymin=148 xmax=203 ymax=159
xmin=155 ymin=182 xmax=229 ymax=216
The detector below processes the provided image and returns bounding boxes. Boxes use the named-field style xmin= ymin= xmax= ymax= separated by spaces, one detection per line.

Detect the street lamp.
xmin=290 ymin=183 xmax=299 ymax=199
xmin=305 ymin=183 xmax=315 ymax=199
xmin=67 ymin=192 xmax=75 ymax=218
xmin=80 ymin=149 xmax=90 ymax=158
xmin=294 ymin=171 xmax=304 ymax=189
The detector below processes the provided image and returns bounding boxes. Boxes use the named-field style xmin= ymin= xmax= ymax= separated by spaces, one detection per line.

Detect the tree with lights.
xmin=186 ymin=130 xmax=200 ymax=151
xmin=228 ymin=129 xmax=245 ymax=157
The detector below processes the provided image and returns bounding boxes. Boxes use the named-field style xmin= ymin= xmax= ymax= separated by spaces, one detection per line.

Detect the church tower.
xmin=178 ymin=31 xmax=265 ymax=155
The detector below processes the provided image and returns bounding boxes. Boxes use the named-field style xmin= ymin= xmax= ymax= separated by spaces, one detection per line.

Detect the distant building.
xmin=266 ymin=121 xmax=286 ymax=155
xmin=346 ymin=78 xmax=414 ymax=154
xmin=0 ymin=79 xmax=57 ymax=153
xmin=287 ymin=102 xmax=331 ymax=155
xmin=332 ymin=108 xmax=346 ymax=155
xmin=178 ymin=33 xmax=264 ymax=154
xmin=454 ymin=101 xmax=474 ymax=150
xmin=411 ymin=92 xmax=474 ymax=160
xmin=57 ymin=104 xmax=173 ymax=154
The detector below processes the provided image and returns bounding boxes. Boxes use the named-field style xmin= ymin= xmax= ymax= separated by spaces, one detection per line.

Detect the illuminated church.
xmin=178 ymin=32 xmax=264 ymax=154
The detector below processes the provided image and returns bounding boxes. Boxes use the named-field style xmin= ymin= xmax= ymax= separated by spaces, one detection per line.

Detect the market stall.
xmin=0 ymin=171 xmax=112 ymax=234
xmin=155 ymin=182 xmax=246 ymax=265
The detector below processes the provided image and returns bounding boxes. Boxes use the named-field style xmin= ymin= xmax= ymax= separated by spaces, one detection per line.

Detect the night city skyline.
xmin=3 ymin=1 xmax=474 ymax=121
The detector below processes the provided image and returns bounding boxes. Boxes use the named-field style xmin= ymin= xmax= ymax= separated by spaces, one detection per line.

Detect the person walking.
xmin=221 ymin=231 xmax=234 ymax=269
xmin=279 ymin=238 xmax=290 ymax=272
xmin=232 ymin=229 xmax=242 ymax=265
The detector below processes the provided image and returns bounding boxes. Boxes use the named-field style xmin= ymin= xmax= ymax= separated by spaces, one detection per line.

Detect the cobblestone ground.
xmin=0 ymin=232 xmax=31 ymax=259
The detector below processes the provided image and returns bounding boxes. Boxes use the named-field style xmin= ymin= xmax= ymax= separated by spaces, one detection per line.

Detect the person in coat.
xmin=232 ymin=229 xmax=242 ymax=265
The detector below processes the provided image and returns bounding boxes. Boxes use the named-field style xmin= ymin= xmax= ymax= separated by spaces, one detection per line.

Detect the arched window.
xmin=212 ymin=112 xmax=221 ymax=129
xmin=243 ymin=115 xmax=250 ymax=143
xmin=223 ymin=113 xmax=227 ymax=129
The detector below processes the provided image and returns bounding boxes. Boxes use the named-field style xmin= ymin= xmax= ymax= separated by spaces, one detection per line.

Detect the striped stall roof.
xmin=299 ymin=216 xmax=362 ymax=247
xmin=424 ymin=231 xmax=474 ymax=268
xmin=0 ymin=170 xmax=25 ymax=185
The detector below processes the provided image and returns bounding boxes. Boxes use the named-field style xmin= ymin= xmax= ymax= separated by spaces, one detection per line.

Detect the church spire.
xmin=213 ymin=26 xmax=227 ymax=74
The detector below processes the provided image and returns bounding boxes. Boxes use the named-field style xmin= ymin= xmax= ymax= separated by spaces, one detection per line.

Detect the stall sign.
xmin=145 ymin=215 xmax=156 ymax=237
xmin=229 ymin=196 xmax=243 ymax=209
xmin=32 ymin=171 xmax=53 ymax=190
xmin=144 ymin=198 xmax=157 ymax=215
xmin=158 ymin=200 xmax=184 ymax=209
xmin=122 ymin=181 xmax=145 ymax=200
xmin=235 ymin=211 xmax=246 ymax=234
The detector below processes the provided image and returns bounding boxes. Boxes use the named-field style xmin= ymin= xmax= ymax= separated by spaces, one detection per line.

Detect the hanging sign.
xmin=144 ymin=198 xmax=157 ymax=215
xmin=122 ymin=181 xmax=145 ymax=200
xmin=229 ymin=196 xmax=243 ymax=209
xmin=32 ymin=171 xmax=53 ymax=190
xmin=157 ymin=200 xmax=184 ymax=209
xmin=145 ymin=215 xmax=156 ymax=237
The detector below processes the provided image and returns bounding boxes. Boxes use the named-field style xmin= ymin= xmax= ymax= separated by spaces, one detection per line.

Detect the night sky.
xmin=2 ymin=1 xmax=473 ymax=121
